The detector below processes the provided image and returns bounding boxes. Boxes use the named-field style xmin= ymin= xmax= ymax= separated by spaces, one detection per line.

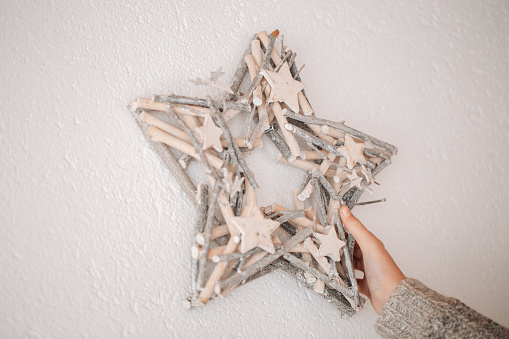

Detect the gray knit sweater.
xmin=375 ymin=278 xmax=509 ymax=338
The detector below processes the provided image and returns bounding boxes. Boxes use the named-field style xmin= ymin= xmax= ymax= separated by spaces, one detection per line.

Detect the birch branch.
xmin=192 ymin=184 xmax=209 ymax=301
xmin=264 ymin=122 xmax=291 ymax=160
xmin=196 ymin=183 xmax=221 ymax=292
xmin=154 ymin=95 xmax=251 ymax=112
xmin=332 ymin=209 xmax=360 ymax=309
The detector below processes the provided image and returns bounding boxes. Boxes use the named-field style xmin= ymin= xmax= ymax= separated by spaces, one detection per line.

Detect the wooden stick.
xmin=130 ymin=111 xmax=196 ymax=202
xmin=311 ymin=178 xmax=328 ymax=227
xmin=290 ymin=216 xmax=326 ymax=234
xmin=356 ymin=198 xmax=386 ymax=206
xmin=192 ymin=244 xmax=228 ymax=261
xmin=299 ymin=152 xmax=337 ymax=200
xmin=265 ymin=123 xmax=292 ymax=160
xmin=216 ymin=228 xmax=313 ymax=293
xmin=226 ymin=36 xmax=255 ymax=101
xmin=332 ymin=210 xmax=360 ymax=308
xmin=195 ymin=184 xmax=220 ymax=292
xmin=147 ymin=126 xmax=224 ymax=169
xmin=285 ymin=123 xmax=343 ymax=158
xmin=154 ymin=94 xmax=251 ymax=112
xmin=273 ymin=210 xmax=305 ymax=224
xmin=296 ymin=171 xmax=313 ymax=201
xmin=293 ymin=189 xmax=305 ymax=210
xmin=269 ymin=204 xmax=327 ymax=234
xmin=251 ymin=39 xmax=263 ymax=67
xmin=273 ymin=106 xmax=301 ymax=161
xmin=373 ymin=159 xmax=392 ymax=177
xmin=247 ymin=101 xmax=269 ymax=148
xmin=301 ymin=150 xmax=330 ymax=160
xmin=244 ymin=54 xmax=263 ymax=106
xmin=258 ymin=30 xmax=282 ymax=65
xmin=241 ymin=33 xmax=276 ymax=103
xmin=321 ymin=125 xmax=345 ymax=141
xmin=343 ymin=186 xmax=365 ymax=211
xmin=212 ymin=246 xmax=268 ymax=264
xmin=140 ymin=110 xmax=192 ymax=141
xmin=196 ymin=224 xmax=229 ymax=245
xmin=207 ymin=96 xmax=258 ymax=190
xmin=191 ymin=184 xmax=209 ymax=300
xmin=313 ymin=170 xmax=341 ymax=201
xmin=132 ymin=98 xmax=206 ymax=117
xmin=289 ymin=244 xmax=310 ymax=253
xmin=283 ymin=111 xmax=398 ymax=155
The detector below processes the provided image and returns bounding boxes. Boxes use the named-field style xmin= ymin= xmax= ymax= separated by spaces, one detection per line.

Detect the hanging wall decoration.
xmin=128 ymin=30 xmax=397 ymax=318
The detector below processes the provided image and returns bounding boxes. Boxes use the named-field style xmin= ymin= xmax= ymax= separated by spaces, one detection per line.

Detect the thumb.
xmin=339 ymin=205 xmax=377 ymax=248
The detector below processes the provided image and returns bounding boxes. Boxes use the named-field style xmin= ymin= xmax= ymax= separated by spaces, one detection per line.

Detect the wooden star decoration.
xmin=261 ymin=61 xmax=305 ymax=113
xmin=314 ymin=226 xmax=346 ymax=262
xmin=347 ymin=168 xmax=364 ymax=190
xmin=221 ymin=168 xmax=244 ymax=199
xmin=209 ymin=66 xmax=225 ymax=82
xmin=195 ymin=113 xmax=223 ymax=152
xmin=129 ymin=29 xmax=398 ymax=318
xmin=338 ymin=134 xmax=367 ymax=169
xmin=231 ymin=205 xmax=280 ymax=254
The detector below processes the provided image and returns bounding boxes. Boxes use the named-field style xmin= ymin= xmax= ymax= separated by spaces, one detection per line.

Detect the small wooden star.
xmin=347 ymin=169 xmax=364 ymax=190
xmin=188 ymin=77 xmax=209 ymax=86
xmin=314 ymin=226 xmax=346 ymax=262
xmin=209 ymin=66 xmax=225 ymax=82
xmin=231 ymin=205 xmax=280 ymax=254
xmin=222 ymin=168 xmax=244 ymax=199
xmin=338 ymin=134 xmax=367 ymax=169
xmin=195 ymin=113 xmax=223 ymax=152
xmin=261 ymin=61 xmax=305 ymax=113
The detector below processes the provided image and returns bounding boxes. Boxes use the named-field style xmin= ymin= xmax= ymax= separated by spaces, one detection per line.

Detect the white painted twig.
xmin=244 ymin=54 xmax=263 ymax=106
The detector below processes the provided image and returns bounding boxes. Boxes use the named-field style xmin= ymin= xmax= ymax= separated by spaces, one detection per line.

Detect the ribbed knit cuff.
xmin=375 ymin=278 xmax=509 ymax=338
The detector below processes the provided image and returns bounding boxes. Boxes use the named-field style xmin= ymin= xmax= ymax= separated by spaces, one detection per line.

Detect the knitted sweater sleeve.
xmin=375 ymin=278 xmax=509 ymax=338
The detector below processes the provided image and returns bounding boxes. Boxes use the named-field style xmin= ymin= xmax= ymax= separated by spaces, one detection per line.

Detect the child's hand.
xmin=339 ymin=205 xmax=405 ymax=314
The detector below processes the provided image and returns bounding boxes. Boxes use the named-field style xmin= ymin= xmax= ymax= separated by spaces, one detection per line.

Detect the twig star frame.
xmin=128 ymin=30 xmax=397 ymax=318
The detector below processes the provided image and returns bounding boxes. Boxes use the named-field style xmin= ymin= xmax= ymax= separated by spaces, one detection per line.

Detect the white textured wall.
xmin=1 ymin=1 xmax=508 ymax=337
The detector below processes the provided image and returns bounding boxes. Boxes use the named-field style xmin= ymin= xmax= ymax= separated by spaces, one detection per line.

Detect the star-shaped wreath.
xmin=128 ymin=29 xmax=398 ymax=318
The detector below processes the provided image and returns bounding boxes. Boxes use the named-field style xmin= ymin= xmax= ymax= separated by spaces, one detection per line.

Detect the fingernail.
xmin=341 ymin=206 xmax=351 ymax=217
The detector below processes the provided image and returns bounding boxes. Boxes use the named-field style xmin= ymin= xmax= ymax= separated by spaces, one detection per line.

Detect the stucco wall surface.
xmin=1 ymin=1 xmax=508 ymax=338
